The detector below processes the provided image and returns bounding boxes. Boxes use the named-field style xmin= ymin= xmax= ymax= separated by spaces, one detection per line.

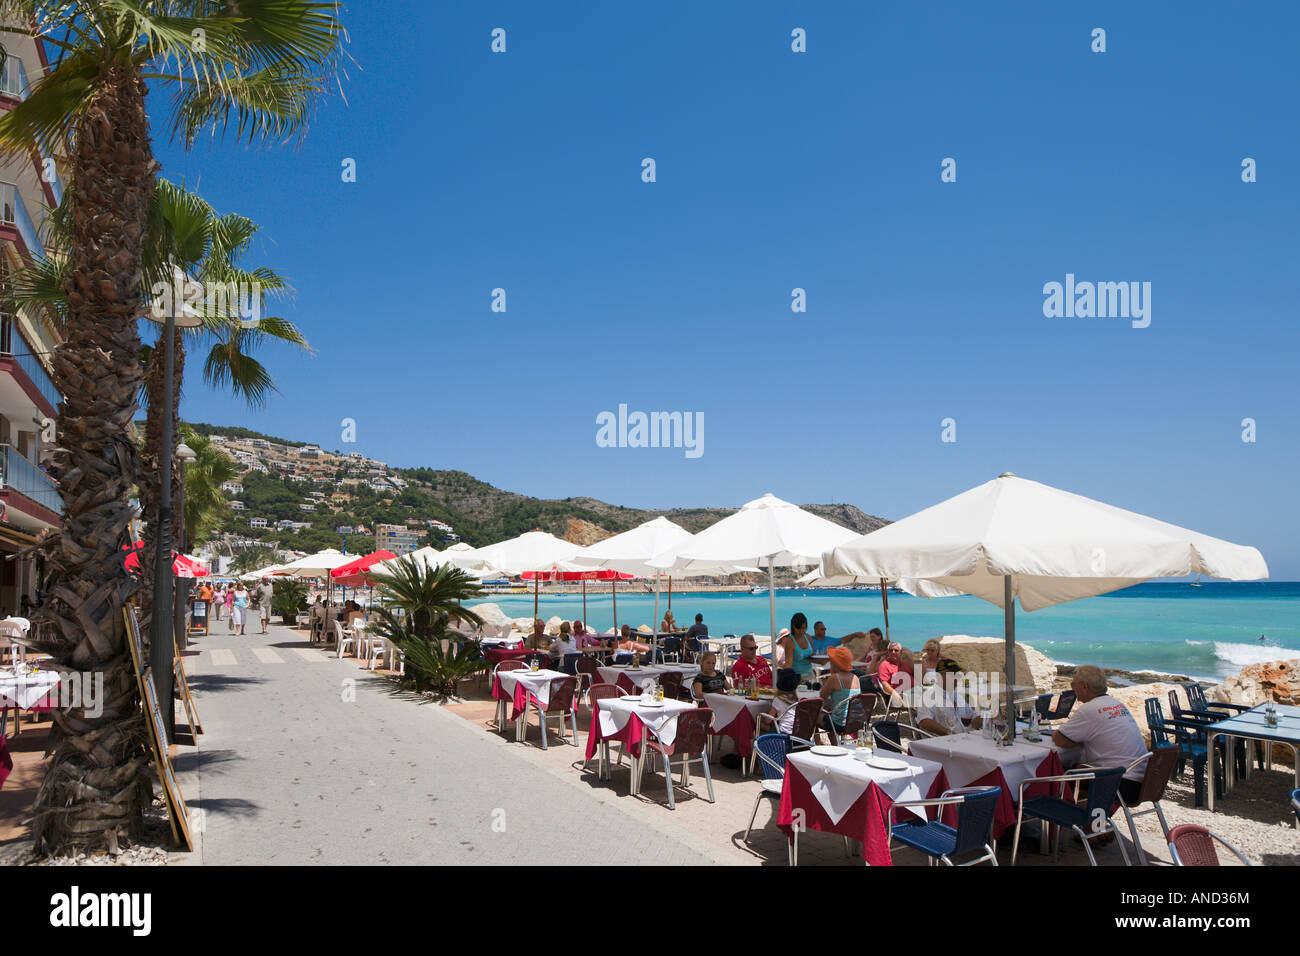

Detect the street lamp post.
xmin=147 ymin=274 xmax=202 ymax=745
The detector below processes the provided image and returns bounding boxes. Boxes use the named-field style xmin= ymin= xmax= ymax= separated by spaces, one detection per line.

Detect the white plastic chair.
xmin=333 ymin=620 xmax=355 ymax=659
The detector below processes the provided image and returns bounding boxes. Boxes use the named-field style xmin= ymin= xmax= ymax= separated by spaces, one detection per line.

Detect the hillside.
xmin=201 ymin=427 xmax=890 ymax=556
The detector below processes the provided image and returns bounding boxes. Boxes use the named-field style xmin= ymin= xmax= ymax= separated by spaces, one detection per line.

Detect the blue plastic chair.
xmin=744 ymin=733 xmax=815 ymax=863
xmin=1291 ymin=789 xmax=1300 ymax=826
xmin=1178 ymin=684 xmax=1264 ymax=773
xmin=1145 ymin=697 xmax=1225 ymax=807
xmin=1034 ymin=690 xmax=1076 ymax=721
xmin=1010 ymin=766 xmax=1131 ymax=866
xmin=888 ymin=787 xmax=1002 ymax=866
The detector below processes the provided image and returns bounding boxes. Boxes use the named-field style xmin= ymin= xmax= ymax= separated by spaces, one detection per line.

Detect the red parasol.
xmin=329 ymin=550 xmax=398 ymax=588
xmin=122 ymin=541 xmax=210 ymax=578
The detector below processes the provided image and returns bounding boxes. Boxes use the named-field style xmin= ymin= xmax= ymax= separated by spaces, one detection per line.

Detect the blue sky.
xmin=153 ymin=2 xmax=1300 ymax=577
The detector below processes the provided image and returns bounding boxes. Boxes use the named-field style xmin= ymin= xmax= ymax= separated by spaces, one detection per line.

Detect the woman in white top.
xmin=548 ymin=621 xmax=580 ymax=658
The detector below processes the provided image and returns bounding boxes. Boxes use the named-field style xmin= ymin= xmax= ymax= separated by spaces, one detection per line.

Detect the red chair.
xmin=1117 ymin=746 xmax=1180 ymax=866
xmin=657 ymin=671 xmax=683 ymax=701
xmin=790 ymin=697 xmax=825 ymax=743
xmin=1167 ymin=825 xmax=1251 ymax=866
xmin=640 ymin=708 xmax=716 ymax=809
xmin=584 ymin=681 xmax=628 ymax=775
xmin=527 ymin=676 xmax=577 ymax=751
xmin=575 ymin=656 xmax=600 ymax=703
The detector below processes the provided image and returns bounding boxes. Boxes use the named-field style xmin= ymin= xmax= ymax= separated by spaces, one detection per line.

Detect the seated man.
xmin=730 ymin=634 xmax=773 ymax=687
xmin=810 ymin=620 xmax=843 ymax=657
xmin=573 ymin=620 xmax=605 ymax=651
xmin=527 ymin=618 xmax=549 ymax=650
xmin=1052 ymin=665 xmax=1149 ymax=804
xmin=914 ymin=671 xmax=980 ymax=736
xmin=684 ymin=613 xmax=708 ymax=658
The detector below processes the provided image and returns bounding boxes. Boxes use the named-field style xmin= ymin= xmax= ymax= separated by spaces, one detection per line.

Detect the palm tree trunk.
xmin=31 ymin=68 xmax=157 ymax=854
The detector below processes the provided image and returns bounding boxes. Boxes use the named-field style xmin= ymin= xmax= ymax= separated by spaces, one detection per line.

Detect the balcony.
xmin=0 ymin=443 xmax=61 ymax=515
xmin=0 ymin=313 xmax=60 ymax=414
xmin=0 ymin=181 xmax=45 ymax=258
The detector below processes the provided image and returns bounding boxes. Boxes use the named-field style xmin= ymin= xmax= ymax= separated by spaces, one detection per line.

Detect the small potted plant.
xmin=273 ymin=580 xmax=308 ymax=626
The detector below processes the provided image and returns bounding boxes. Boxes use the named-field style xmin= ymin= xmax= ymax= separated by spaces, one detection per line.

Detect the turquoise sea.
xmin=474 ymin=582 xmax=1300 ymax=681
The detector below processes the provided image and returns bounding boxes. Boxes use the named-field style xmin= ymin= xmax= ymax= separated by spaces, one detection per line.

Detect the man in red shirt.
xmin=874 ymin=643 xmax=910 ymax=706
xmin=729 ymin=634 xmax=772 ymax=688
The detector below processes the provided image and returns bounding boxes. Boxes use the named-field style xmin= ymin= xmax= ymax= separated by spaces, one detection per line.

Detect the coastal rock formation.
xmin=545 ymin=615 xmax=565 ymax=635
xmin=936 ymin=636 xmax=1057 ymax=692
xmin=563 ymin=518 xmax=613 ymax=546
xmin=468 ymin=603 xmax=510 ymax=627
xmin=1212 ymin=659 xmax=1300 ymax=708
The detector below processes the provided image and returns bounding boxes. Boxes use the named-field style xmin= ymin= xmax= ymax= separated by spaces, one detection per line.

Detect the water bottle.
xmin=1266 ymin=701 xmax=1278 ymax=727
xmin=1027 ymin=708 xmax=1041 ymax=742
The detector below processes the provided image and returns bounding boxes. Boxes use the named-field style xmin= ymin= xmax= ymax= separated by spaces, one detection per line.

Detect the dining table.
xmin=596 ymin=662 xmax=700 ymax=696
xmin=1206 ymin=702 xmax=1300 ymax=827
xmin=906 ymin=730 xmax=1077 ymax=839
xmin=490 ymin=668 xmax=573 ymax=741
xmin=584 ymin=695 xmax=697 ymax=795
xmin=0 ymin=667 xmax=60 ymax=737
xmin=777 ymin=746 xmax=950 ymax=865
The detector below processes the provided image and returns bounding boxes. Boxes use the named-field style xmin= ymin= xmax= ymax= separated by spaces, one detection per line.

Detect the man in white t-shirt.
xmin=1053 ymin=665 xmax=1149 ymax=804
xmin=914 ymin=672 xmax=979 ymax=736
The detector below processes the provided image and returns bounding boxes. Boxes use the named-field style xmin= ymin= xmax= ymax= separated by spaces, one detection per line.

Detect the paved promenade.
xmin=182 ymin=622 xmax=720 ymax=865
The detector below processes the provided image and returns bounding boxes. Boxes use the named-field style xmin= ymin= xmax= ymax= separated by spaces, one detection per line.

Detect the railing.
xmin=0 ymin=181 xmax=45 ymax=258
xmin=0 ymin=443 xmax=61 ymax=514
xmin=0 ymin=312 xmax=60 ymax=412
xmin=0 ymin=50 xmax=27 ymax=100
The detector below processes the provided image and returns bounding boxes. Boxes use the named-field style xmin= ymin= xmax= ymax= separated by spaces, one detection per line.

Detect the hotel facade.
xmin=0 ymin=28 xmax=63 ymax=616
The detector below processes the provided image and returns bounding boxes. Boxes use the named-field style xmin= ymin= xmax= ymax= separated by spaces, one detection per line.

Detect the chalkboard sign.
xmin=123 ymin=604 xmax=145 ymax=677
xmin=140 ymin=665 xmax=193 ymax=852
xmin=173 ymin=639 xmax=203 ymax=736
xmin=189 ymin=600 xmax=208 ymax=635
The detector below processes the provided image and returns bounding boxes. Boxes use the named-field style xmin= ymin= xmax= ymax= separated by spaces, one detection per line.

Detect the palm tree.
xmin=12 ymin=178 xmax=308 ymax=622
xmin=177 ymin=424 xmax=236 ymax=547
xmin=0 ymin=2 xmax=343 ymax=854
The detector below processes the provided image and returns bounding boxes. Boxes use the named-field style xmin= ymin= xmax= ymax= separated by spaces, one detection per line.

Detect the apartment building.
xmin=0 ymin=28 xmax=64 ymax=616
xmin=374 ymin=523 xmax=421 ymax=555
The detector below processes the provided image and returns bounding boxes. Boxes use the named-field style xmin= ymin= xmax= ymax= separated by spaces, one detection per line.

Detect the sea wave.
xmin=1212 ymin=641 xmax=1300 ymax=668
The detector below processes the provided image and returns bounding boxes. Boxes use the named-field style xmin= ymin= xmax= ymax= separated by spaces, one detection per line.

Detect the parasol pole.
xmin=582 ymin=578 xmax=587 ymax=622
xmin=880 ymin=577 xmax=890 ymax=643
xmin=768 ymin=556 xmax=777 ymax=672
xmin=1004 ymin=574 xmax=1016 ymax=743
xmin=612 ymin=578 xmax=618 ymax=633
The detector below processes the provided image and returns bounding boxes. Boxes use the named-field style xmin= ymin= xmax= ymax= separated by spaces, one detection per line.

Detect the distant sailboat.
xmin=1190 ymin=573 xmax=1202 ymax=588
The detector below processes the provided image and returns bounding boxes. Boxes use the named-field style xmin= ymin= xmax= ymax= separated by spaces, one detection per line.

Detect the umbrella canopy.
xmin=123 ymin=543 xmax=209 ymax=578
xmin=572 ymin=516 xmax=693 ymax=576
xmin=239 ymin=563 xmax=284 ymax=582
xmin=650 ymin=494 xmax=860 ymax=664
xmin=471 ymin=531 xmax=585 ymax=575
xmin=330 ymin=550 xmax=398 ymax=588
xmin=274 ymin=548 xmax=357 ymax=579
xmin=521 ymin=566 xmax=635 ymax=581
xmin=821 ymin=472 xmax=1269 ymax=738
xmin=821 ymin=473 xmax=1268 ymax=611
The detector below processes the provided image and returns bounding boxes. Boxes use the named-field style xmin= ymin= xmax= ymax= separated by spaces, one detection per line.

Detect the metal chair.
xmin=746 ymin=733 xmax=817 ymax=864
xmin=1144 ymin=697 xmax=1225 ymax=806
xmin=583 ymin=682 xmax=628 ymax=775
xmin=888 ymin=787 xmax=1002 ymax=866
xmin=520 ymin=651 xmax=549 ymax=669
xmin=1176 ymin=684 xmax=1263 ymax=773
xmin=789 ymin=697 xmax=825 ymax=744
xmin=1167 ymin=825 xmax=1251 ymax=866
xmin=1010 ymin=766 xmax=1131 ymax=866
xmin=1116 ymin=746 xmax=1180 ymax=865
xmin=639 ymin=708 xmax=715 ymax=809
xmin=657 ymin=670 xmax=684 ymax=701
xmin=871 ymin=720 xmax=934 ymax=753
xmin=1290 ymin=788 xmax=1300 ymax=826
xmin=659 ymin=636 xmax=681 ymax=663
xmin=574 ymin=656 xmax=600 ymax=702
xmin=833 ymin=693 xmax=877 ymax=744
xmin=490 ymin=659 xmax=528 ymax=731
xmin=1034 ymin=690 xmax=1076 ymax=721
xmin=528 ymin=676 xmax=577 ymax=750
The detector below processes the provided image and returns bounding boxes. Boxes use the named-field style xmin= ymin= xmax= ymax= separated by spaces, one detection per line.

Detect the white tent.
xmin=274 ymin=548 xmax=357 ymax=578
xmin=821 ymin=472 xmax=1269 ymax=734
xmin=239 ymin=563 xmax=284 ymax=582
xmin=650 ymin=494 xmax=860 ymax=667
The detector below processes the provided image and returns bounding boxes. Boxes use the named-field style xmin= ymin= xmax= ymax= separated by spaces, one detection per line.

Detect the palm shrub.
xmin=271 ymin=579 xmax=307 ymax=625
xmin=367 ymin=558 xmax=485 ymax=698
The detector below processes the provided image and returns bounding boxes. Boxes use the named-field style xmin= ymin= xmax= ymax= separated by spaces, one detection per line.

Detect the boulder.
xmin=1212 ymin=658 xmax=1300 ymax=708
xmin=467 ymin=602 xmax=509 ymax=627
xmin=637 ymin=624 xmax=653 ymax=634
xmin=545 ymin=615 xmax=565 ymax=636
xmin=936 ymin=636 xmax=1057 ymax=692
xmin=1108 ymin=682 xmax=1190 ymax=746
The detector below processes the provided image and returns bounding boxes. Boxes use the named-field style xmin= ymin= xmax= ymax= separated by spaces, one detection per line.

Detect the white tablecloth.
xmin=597 ymin=663 xmax=700 ymax=689
xmin=496 ymin=668 xmax=570 ymax=710
xmin=908 ymin=733 xmax=1069 ymax=793
xmin=598 ymin=697 xmax=695 ymax=748
xmin=703 ymin=692 xmax=769 ymax=731
xmin=0 ymin=670 xmax=61 ymax=709
xmin=786 ymin=750 xmax=943 ymax=826
xmin=479 ymin=635 xmax=523 ymax=648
